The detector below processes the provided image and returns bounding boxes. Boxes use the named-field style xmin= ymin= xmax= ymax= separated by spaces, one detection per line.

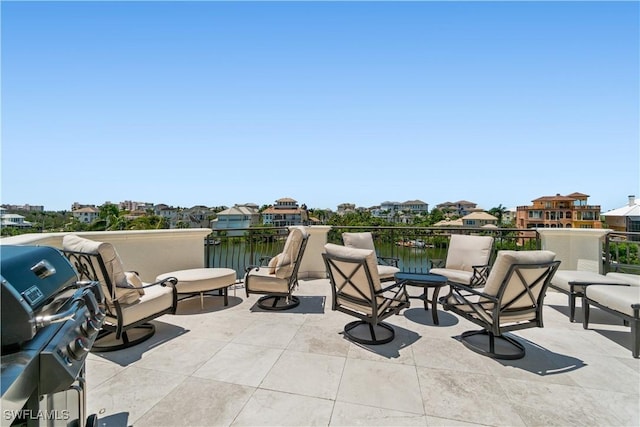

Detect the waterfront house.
xmin=212 ymin=204 xmax=260 ymax=236
xmin=262 ymin=198 xmax=308 ymax=227
xmin=516 ymin=192 xmax=602 ymax=229
xmin=602 ymin=195 xmax=640 ymax=233
xmin=71 ymin=206 xmax=100 ymax=224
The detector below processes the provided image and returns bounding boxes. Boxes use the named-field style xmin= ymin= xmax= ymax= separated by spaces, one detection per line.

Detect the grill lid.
xmin=1 ymin=245 xmax=79 ymax=347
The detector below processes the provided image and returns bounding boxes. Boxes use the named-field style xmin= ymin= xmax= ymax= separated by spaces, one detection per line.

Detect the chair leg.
xmin=582 ymin=296 xmax=590 ymax=330
xmin=92 ymin=323 xmax=156 ymax=352
xmin=256 ymin=295 xmax=300 ymax=311
xmin=459 ymin=330 xmax=526 ymax=360
xmin=569 ymin=293 xmax=576 ymax=322
xmin=343 ymin=320 xmax=395 ymax=345
xmin=632 ymin=319 xmax=639 ymax=359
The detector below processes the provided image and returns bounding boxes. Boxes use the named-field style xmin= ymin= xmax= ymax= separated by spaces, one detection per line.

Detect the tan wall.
xmin=1 ymin=229 xmax=212 ymax=282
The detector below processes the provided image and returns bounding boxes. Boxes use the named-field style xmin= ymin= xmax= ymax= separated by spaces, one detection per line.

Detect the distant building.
xmin=336 ymin=203 xmax=356 ymax=215
xmin=503 ymin=208 xmax=517 ymax=225
xmin=462 ymin=212 xmax=499 ymax=228
xmin=602 ymin=195 xmax=640 ymax=233
xmin=154 ymin=204 xmax=179 ymax=224
xmin=0 ymin=208 xmax=32 ymax=228
xmin=372 ymin=200 xmax=429 ymax=223
xmin=212 ymin=204 xmax=260 ymax=235
xmin=71 ymin=202 xmax=97 ymax=212
xmin=262 ymin=198 xmax=308 ymax=227
xmin=433 ymin=218 xmax=464 ymax=227
xmin=181 ymin=205 xmax=212 ymax=228
xmin=72 ymin=206 xmax=100 ymax=224
xmin=400 ymin=200 xmax=429 ymax=215
xmin=120 ymin=200 xmax=153 ymax=212
xmin=436 ymin=200 xmax=479 ymax=217
xmin=1 ymin=204 xmax=44 ymax=212
xmin=516 ymin=192 xmax=602 ymax=229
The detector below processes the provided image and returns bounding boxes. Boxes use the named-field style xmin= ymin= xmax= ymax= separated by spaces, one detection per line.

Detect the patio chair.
xmin=62 ymin=234 xmax=178 ymax=352
xmin=244 ymin=226 xmax=309 ymax=310
xmin=442 ymin=250 xmax=560 ymax=359
xmin=430 ymin=234 xmax=494 ymax=287
xmin=323 ymin=243 xmax=410 ymax=345
xmin=342 ymin=232 xmax=400 ymax=281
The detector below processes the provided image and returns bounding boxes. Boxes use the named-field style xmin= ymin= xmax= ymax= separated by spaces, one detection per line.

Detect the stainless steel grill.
xmin=1 ymin=245 xmax=106 ymax=427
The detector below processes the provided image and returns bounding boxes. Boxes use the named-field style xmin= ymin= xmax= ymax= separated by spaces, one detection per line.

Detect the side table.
xmin=395 ymin=272 xmax=448 ymax=325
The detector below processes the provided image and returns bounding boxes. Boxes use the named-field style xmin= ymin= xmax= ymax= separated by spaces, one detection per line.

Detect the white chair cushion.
xmin=268 ymin=254 xmax=280 ymax=275
xmin=445 ymin=234 xmax=494 ymax=272
xmin=342 ymin=232 xmax=376 ymax=252
xmin=275 ymin=227 xmax=307 ymax=279
xmin=483 ymin=250 xmax=556 ymax=298
xmin=63 ymin=234 xmax=140 ymax=305
xmin=430 ymin=268 xmax=473 ymax=285
xmin=325 ymin=243 xmax=381 ymax=288
xmin=377 ymin=264 xmax=400 ymax=281
xmin=119 ymin=284 xmax=174 ymax=326
xmin=245 ymin=267 xmax=290 ymax=293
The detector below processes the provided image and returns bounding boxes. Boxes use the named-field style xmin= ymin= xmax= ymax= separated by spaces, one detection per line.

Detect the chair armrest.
xmin=377 ymin=281 xmax=405 ymax=294
xmin=258 ymin=256 xmax=273 ymax=266
xmin=116 ymin=276 xmax=177 ymax=290
xmin=470 ymin=264 xmax=491 ymax=287
xmin=245 ymin=264 xmax=262 ymax=273
xmin=431 ymin=259 xmax=445 ymax=268
xmin=378 ymin=256 xmax=399 ymax=267
xmin=445 ymin=281 xmax=499 ymax=303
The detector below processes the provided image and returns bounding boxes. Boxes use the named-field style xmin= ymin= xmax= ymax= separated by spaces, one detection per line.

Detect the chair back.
xmin=62 ymin=235 xmax=141 ymax=308
xmin=445 ymin=234 xmax=494 ymax=272
xmin=482 ymin=250 xmax=560 ymax=322
xmin=342 ymin=232 xmax=376 ymax=252
xmin=323 ymin=243 xmax=381 ymax=315
xmin=275 ymin=226 xmax=309 ymax=280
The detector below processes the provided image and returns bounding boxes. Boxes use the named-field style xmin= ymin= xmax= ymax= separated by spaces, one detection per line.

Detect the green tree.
xmin=489 ymin=204 xmax=508 ymax=225
xmin=429 ymin=208 xmax=445 ymax=225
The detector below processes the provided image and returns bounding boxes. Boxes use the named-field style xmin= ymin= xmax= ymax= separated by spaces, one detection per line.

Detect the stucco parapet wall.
xmin=536 ymin=228 xmax=611 ymax=239
xmin=1 ymin=229 xmax=213 ymax=282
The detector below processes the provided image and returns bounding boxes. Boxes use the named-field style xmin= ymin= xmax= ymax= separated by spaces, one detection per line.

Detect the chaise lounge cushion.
xmin=605 ymin=272 xmax=640 ymax=286
xmin=585 ymin=285 xmax=640 ymax=318
xmin=552 ymin=270 xmax=624 ymax=294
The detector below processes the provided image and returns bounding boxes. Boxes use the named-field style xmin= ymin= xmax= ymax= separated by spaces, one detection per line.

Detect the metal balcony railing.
xmin=204 ymin=226 xmax=542 ymax=276
xmin=604 ymin=231 xmax=640 ymax=274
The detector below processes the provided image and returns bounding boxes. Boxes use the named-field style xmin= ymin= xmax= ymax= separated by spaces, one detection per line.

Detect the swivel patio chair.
xmin=62 ymin=234 xmax=178 ymax=352
xmin=342 ymin=232 xmax=400 ymax=281
xmin=323 ymin=243 xmax=410 ymax=345
xmin=244 ymin=226 xmax=309 ymax=310
xmin=430 ymin=234 xmax=494 ymax=287
xmin=442 ymin=250 xmax=560 ymax=359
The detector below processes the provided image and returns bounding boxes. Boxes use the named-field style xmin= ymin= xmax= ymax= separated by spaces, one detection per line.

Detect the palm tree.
xmin=489 ymin=204 xmax=508 ymax=225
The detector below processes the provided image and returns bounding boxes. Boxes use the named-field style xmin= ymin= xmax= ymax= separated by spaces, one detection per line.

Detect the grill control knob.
xmin=80 ymin=318 xmax=101 ymax=337
xmin=67 ymin=337 xmax=90 ymax=360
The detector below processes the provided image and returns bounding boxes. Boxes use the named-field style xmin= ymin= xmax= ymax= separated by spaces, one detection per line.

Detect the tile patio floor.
xmin=86 ymin=279 xmax=640 ymax=427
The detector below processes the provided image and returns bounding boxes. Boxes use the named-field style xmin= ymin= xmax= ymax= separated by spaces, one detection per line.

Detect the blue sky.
xmin=2 ymin=1 xmax=639 ymax=212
